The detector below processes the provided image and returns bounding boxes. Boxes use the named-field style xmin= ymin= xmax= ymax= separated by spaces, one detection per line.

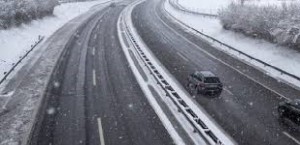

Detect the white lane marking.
xmin=224 ymin=88 xmax=233 ymax=96
xmin=155 ymin=10 xmax=290 ymax=101
xmin=92 ymin=47 xmax=95 ymax=56
xmin=283 ymin=131 xmax=300 ymax=145
xmin=94 ymin=35 xmax=97 ymax=40
xmin=176 ymin=52 xmax=189 ymax=62
xmin=93 ymin=69 xmax=97 ymax=86
xmin=97 ymin=118 xmax=106 ymax=145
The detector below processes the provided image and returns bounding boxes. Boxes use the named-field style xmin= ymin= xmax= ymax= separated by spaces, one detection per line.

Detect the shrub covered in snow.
xmin=0 ymin=0 xmax=59 ymax=29
xmin=219 ymin=2 xmax=300 ymax=49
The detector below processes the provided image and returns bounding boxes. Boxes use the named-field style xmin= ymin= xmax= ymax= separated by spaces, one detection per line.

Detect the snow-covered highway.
xmin=1 ymin=0 xmax=300 ymax=145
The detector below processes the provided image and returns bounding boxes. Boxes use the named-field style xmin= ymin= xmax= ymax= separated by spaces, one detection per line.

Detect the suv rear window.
xmin=194 ymin=75 xmax=202 ymax=81
xmin=204 ymin=77 xmax=220 ymax=83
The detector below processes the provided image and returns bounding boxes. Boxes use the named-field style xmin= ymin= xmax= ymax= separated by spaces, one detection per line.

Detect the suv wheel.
xmin=278 ymin=108 xmax=285 ymax=118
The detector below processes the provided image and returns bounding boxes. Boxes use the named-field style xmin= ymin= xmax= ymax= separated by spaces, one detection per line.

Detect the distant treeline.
xmin=58 ymin=0 xmax=97 ymax=3
xmin=0 ymin=0 xmax=59 ymax=29
xmin=219 ymin=2 xmax=300 ymax=49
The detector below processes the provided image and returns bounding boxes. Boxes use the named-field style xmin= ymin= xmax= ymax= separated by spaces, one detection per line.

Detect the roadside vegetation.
xmin=0 ymin=0 xmax=59 ymax=29
xmin=219 ymin=2 xmax=300 ymax=49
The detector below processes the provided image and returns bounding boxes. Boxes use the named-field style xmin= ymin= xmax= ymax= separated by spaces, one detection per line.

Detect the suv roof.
xmin=196 ymin=71 xmax=216 ymax=77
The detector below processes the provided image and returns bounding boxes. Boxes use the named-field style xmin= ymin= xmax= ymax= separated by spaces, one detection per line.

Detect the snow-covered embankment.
xmin=0 ymin=0 xmax=109 ymax=82
xmin=165 ymin=0 xmax=300 ymax=88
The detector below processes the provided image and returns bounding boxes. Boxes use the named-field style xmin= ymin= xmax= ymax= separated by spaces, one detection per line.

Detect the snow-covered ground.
xmin=176 ymin=0 xmax=299 ymax=15
xmin=0 ymin=0 xmax=109 ymax=82
xmin=165 ymin=0 xmax=300 ymax=88
xmin=176 ymin=0 xmax=232 ymax=15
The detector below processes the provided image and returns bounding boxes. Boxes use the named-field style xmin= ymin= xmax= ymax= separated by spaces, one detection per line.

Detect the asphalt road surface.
xmin=30 ymin=2 xmax=174 ymax=145
xmin=131 ymin=0 xmax=300 ymax=145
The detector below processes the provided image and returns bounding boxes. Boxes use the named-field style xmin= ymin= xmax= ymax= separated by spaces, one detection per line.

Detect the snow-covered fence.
xmin=0 ymin=35 xmax=44 ymax=85
xmin=163 ymin=1 xmax=300 ymax=83
xmin=168 ymin=0 xmax=218 ymax=18
xmin=122 ymin=13 xmax=225 ymax=145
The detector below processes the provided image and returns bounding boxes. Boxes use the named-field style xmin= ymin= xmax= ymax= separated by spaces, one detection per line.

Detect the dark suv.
xmin=187 ymin=71 xmax=223 ymax=96
xmin=278 ymin=99 xmax=300 ymax=125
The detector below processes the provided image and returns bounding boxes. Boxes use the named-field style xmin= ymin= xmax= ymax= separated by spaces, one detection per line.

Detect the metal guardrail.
xmin=121 ymin=14 xmax=224 ymax=145
xmin=164 ymin=0 xmax=300 ymax=83
xmin=169 ymin=0 xmax=218 ymax=18
xmin=0 ymin=36 xmax=44 ymax=85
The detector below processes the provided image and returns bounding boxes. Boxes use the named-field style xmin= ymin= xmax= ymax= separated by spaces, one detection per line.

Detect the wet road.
xmin=131 ymin=0 xmax=300 ymax=144
xmin=30 ymin=2 xmax=174 ymax=145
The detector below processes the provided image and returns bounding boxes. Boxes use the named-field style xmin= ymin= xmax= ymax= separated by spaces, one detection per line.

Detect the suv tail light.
xmin=198 ymin=83 xmax=205 ymax=87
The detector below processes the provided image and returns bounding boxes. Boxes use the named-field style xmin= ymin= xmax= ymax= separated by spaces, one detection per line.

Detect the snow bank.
xmin=0 ymin=0 xmax=108 ymax=82
xmin=165 ymin=0 xmax=300 ymax=87
xmin=177 ymin=0 xmax=232 ymax=15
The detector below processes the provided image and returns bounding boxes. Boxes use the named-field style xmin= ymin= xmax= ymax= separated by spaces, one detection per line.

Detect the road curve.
xmin=30 ymin=2 xmax=174 ymax=145
xmin=131 ymin=0 xmax=300 ymax=145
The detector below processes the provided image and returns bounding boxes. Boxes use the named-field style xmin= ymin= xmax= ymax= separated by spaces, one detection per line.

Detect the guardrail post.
xmin=178 ymin=108 xmax=181 ymax=112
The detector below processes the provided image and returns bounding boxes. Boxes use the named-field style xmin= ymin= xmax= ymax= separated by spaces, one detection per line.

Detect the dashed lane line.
xmin=93 ymin=69 xmax=97 ymax=86
xmin=97 ymin=118 xmax=106 ymax=145
xmin=283 ymin=131 xmax=300 ymax=145
xmin=176 ymin=52 xmax=189 ymax=62
xmin=92 ymin=47 xmax=96 ymax=56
